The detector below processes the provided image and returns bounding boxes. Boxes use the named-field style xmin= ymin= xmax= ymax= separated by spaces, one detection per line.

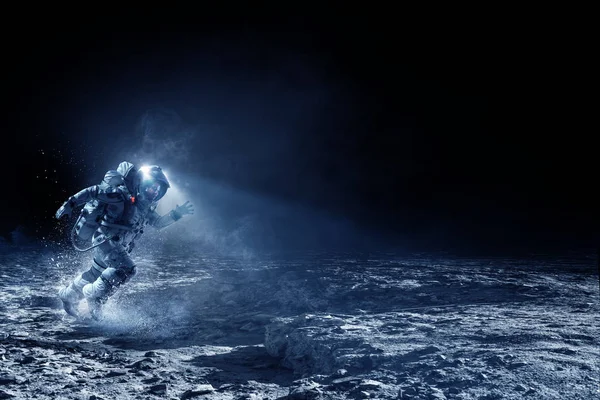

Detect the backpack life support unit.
xmin=71 ymin=167 xmax=134 ymax=252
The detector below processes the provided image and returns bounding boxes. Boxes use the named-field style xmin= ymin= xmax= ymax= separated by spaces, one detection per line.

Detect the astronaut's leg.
xmin=58 ymin=259 xmax=105 ymax=317
xmin=82 ymin=244 xmax=136 ymax=320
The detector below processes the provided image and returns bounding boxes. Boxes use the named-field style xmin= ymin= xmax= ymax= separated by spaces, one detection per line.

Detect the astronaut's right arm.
xmin=55 ymin=184 xmax=123 ymax=220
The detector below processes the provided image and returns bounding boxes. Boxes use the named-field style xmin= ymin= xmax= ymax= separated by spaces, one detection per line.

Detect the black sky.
xmin=2 ymin=10 xmax=596 ymax=252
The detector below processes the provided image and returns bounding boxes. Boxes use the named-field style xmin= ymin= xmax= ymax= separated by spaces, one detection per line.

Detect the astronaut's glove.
xmin=171 ymin=201 xmax=194 ymax=221
xmin=55 ymin=198 xmax=75 ymax=220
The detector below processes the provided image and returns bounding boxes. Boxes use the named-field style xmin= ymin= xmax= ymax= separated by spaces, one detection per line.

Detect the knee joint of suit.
xmin=100 ymin=265 xmax=136 ymax=288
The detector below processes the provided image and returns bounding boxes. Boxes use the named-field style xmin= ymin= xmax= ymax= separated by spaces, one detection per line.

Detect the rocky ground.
xmin=0 ymin=243 xmax=598 ymax=399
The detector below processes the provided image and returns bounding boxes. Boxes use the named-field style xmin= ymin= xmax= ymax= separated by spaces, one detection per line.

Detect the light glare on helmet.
xmin=139 ymin=165 xmax=152 ymax=181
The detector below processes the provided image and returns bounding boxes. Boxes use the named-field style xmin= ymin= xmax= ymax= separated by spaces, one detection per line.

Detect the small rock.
xmin=142 ymin=377 xmax=161 ymax=384
xmin=144 ymin=351 xmax=159 ymax=358
xmin=332 ymin=376 xmax=362 ymax=391
xmin=193 ymin=384 xmax=215 ymax=394
xmin=436 ymin=354 xmax=447 ymax=361
xmin=217 ymin=383 xmax=234 ymax=391
xmin=396 ymin=372 xmax=409 ymax=382
xmin=19 ymin=356 xmax=36 ymax=364
xmin=333 ymin=369 xmax=348 ymax=378
xmin=426 ymin=370 xmax=447 ymax=381
xmin=422 ymin=345 xmax=442 ymax=354
xmin=180 ymin=384 xmax=215 ymax=399
xmin=148 ymin=383 xmax=167 ymax=395
xmin=476 ymin=372 xmax=488 ymax=380
xmin=487 ymin=355 xmax=505 ymax=366
xmin=89 ymin=396 xmax=105 ymax=400
xmin=128 ymin=358 xmax=155 ymax=370
xmin=400 ymin=387 xmax=417 ymax=396
xmin=105 ymin=370 xmax=127 ymax=378
xmin=551 ymin=347 xmax=577 ymax=355
xmin=288 ymin=383 xmax=323 ymax=400
xmin=357 ymin=391 xmax=371 ymax=398
xmin=0 ymin=375 xmax=17 ymax=386
xmin=448 ymin=387 xmax=460 ymax=394
xmin=135 ymin=370 xmax=152 ymax=378
xmin=0 ymin=391 xmax=14 ymax=399
xmin=12 ymin=376 xmax=26 ymax=386
xmin=428 ymin=388 xmax=446 ymax=399
xmin=508 ymin=361 xmax=528 ymax=369
xmin=358 ymin=379 xmax=383 ymax=390
xmin=236 ymin=394 xmax=261 ymax=400
xmin=514 ymin=384 xmax=528 ymax=391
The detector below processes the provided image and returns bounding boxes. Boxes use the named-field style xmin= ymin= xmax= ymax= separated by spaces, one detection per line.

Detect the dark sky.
xmin=2 ymin=11 xmax=596 ymax=252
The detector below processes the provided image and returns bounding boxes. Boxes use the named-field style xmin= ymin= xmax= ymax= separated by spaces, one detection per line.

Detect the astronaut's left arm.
xmin=148 ymin=201 xmax=194 ymax=230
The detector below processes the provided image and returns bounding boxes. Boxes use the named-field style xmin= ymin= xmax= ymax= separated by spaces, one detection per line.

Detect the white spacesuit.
xmin=55 ymin=161 xmax=193 ymax=320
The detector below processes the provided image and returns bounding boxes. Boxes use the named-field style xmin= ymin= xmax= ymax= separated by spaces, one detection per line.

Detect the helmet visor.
xmin=142 ymin=181 xmax=163 ymax=201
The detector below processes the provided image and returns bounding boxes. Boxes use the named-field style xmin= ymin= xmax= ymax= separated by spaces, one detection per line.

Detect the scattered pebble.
xmin=0 ymin=376 xmax=17 ymax=386
xmin=514 ymin=384 xmax=528 ymax=391
xmin=0 ymin=390 xmax=15 ymax=399
xmin=148 ymin=383 xmax=167 ymax=395
xmin=105 ymin=369 xmax=127 ymax=378
xmin=508 ymin=361 xmax=529 ymax=369
xmin=180 ymin=384 xmax=215 ymax=399
xmin=19 ymin=356 xmax=35 ymax=364
xmin=358 ymin=379 xmax=384 ymax=390
xmin=127 ymin=358 xmax=155 ymax=370
xmin=333 ymin=369 xmax=348 ymax=378
xmin=429 ymin=387 xmax=447 ymax=399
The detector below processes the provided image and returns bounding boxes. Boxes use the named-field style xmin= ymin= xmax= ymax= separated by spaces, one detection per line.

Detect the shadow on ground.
xmin=186 ymin=345 xmax=295 ymax=387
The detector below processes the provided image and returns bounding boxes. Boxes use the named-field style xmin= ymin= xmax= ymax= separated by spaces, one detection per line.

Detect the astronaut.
xmin=55 ymin=161 xmax=193 ymax=320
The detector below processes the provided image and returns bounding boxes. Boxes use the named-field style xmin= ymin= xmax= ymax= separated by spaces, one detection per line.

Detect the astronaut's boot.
xmin=82 ymin=277 xmax=112 ymax=321
xmin=58 ymin=276 xmax=89 ymax=317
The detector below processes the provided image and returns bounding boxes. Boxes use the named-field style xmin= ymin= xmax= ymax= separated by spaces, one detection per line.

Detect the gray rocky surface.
xmin=0 ymin=243 xmax=598 ymax=399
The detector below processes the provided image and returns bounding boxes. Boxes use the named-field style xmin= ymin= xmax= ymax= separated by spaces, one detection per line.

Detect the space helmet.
xmin=135 ymin=165 xmax=170 ymax=202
